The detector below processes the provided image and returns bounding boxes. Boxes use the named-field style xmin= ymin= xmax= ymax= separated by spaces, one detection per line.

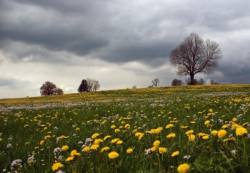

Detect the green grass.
xmin=0 ymin=84 xmax=250 ymax=173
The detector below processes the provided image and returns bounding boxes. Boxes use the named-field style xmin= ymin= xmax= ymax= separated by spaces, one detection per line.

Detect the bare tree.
xmin=170 ymin=33 xmax=222 ymax=85
xmin=152 ymin=78 xmax=160 ymax=87
xmin=78 ymin=78 xmax=100 ymax=92
xmin=93 ymin=80 xmax=100 ymax=91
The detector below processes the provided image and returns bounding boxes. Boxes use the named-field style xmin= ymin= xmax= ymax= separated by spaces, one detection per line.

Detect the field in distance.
xmin=0 ymin=84 xmax=249 ymax=173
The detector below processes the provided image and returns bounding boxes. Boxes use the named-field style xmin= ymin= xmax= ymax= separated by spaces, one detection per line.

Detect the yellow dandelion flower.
xmin=91 ymin=133 xmax=100 ymax=139
xmin=94 ymin=139 xmax=103 ymax=145
xmin=61 ymin=145 xmax=69 ymax=151
xmin=150 ymin=146 xmax=158 ymax=152
xmin=126 ymin=148 xmax=133 ymax=154
xmin=166 ymin=132 xmax=176 ymax=139
xmin=124 ymin=124 xmax=130 ymax=129
xmin=204 ymin=120 xmax=210 ymax=126
xmin=90 ymin=144 xmax=99 ymax=151
xmin=171 ymin=150 xmax=180 ymax=157
xmin=158 ymin=147 xmax=167 ymax=154
xmin=165 ymin=124 xmax=174 ymax=129
xmin=221 ymin=124 xmax=229 ymax=129
xmin=177 ymin=163 xmax=190 ymax=173
xmin=185 ymin=130 xmax=194 ymax=135
xmin=111 ymin=124 xmax=116 ymax=129
xmin=211 ymin=130 xmax=218 ymax=136
xmin=135 ymin=132 xmax=144 ymax=140
xmin=52 ymin=162 xmax=63 ymax=171
xmin=187 ymin=134 xmax=195 ymax=142
xmin=114 ymin=128 xmax=120 ymax=133
xmin=236 ymin=127 xmax=248 ymax=136
xmin=232 ymin=117 xmax=237 ymax=122
xmin=231 ymin=122 xmax=241 ymax=130
xmin=108 ymin=151 xmax=119 ymax=159
xmin=104 ymin=135 xmax=111 ymax=141
xmin=202 ymin=135 xmax=209 ymax=140
xmin=116 ymin=140 xmax=123 ymax=145
xmin=70 ymin=149 xmax=81 ymax=157
xmin=153 ymin=140 xmax=161 ymax=146
xmin=111 ymin=138 xmax=120 ymax=144
xmin=82 ymin=146 xmax=90 ymax=153
xmin=100 ymin=146 xmax=110 ymax=153
xmin=217 ymin=129 xmax=227 ymax=138
xmin=65 ymin=156 xmax=74 ymax=162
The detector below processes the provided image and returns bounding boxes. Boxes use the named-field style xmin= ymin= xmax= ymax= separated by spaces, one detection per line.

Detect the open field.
xmin=0 ymin=84 xmax=250 ymax=173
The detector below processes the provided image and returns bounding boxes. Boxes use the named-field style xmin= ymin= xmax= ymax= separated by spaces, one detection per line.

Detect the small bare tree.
xmin=170 ymin=33 xmax=222 ymax=85
xmin=152 ymin=78 xmax=160 ymax=87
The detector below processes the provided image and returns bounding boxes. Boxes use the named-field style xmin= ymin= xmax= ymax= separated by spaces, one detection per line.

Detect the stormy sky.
xmin=0 ymin=0 xmax=250 ymax=98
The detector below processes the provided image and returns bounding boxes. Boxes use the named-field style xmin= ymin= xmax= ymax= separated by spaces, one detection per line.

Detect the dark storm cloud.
xmin=0 ymin=0 xmax=250 ymax=83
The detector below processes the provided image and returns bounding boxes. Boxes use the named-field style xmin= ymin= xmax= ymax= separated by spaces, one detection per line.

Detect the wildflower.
xmin=124 ymin=124 xmax=130 ymax=129
xmin=111 ymin=125 xmax=116 ymax=129
xmin=158 ymin=147 xmax=167 ymax=154
xmin=114 ymin=129 xmax=120 ymax=133
xmin=104 ymin=135 xmax=111 ymax=141
xmin=111 ymin=138 xmax=120 ymax=144
xmin=153 ymin=140 xmax=161 ymax=147
xmin=187 ymin=134 xmax=195 ymax=142
xmin=177 ymin=163 xmax=190 ymax=173
xmin=217 ymin=129 xmax=227 ymax=138
xmin=61 ymin=145 xmax=69 ymax=152
xmin=232 ymin=117 xmax=237 ymax=122
xmin=183 ymin=155 xmax=191 ymax=160
xmin=100 ymin=146 xmax=110 ymax=153
xmin=150 ymin=146 xmax=158 ymax=152
xmin=11 ymin=159 xmax=22 ymax=172
xmin=93 ymin=139 xmax=103 ymax=145
xmin=116 ymin=140 xmax=123 ymax=145
xmin=82 ymin=146 xmax=90 ymax=153
xmin=202 ymin=135 xmax=209 ymax=140
xmin=166 ymin=133 xmax=176 ymax=139
xmin=70 ymin=149 xmax=81 ymax=157
xmin=135 ymin=132 xmax=144 ymax=140
xmin=91 ymin=133 xmax=100 ymax=139
xmin=126 ymin=148 xmax=133 ymax=154
xmin=39 ymin=140 xmax=45 ymax=145
xmin=235 ymin=127 xmax=248 ymax=136
xmin=204 ymin=120 xmax=210 ymax=126
xmin=211 ymin=130 xmax=218 ymax=136
xmin=65 ymin=156 xmax=74 ymax=162
xmin=108 ymin=151 xmax=119 ymax=159
xmin=171 ymin=150 xmax=180 ymax=157
xmin=165 ymin=124 xmax=174 ymax=129
xmin=27 ymin=155 xmax=36 ymax=166
xmin=185 ymin=130 xmax=194 ymax=135
xmin=147 ymin=127 xmax=163 ymax=134
xmin=221 ymin=124 xmax=229 ymax=129
xmin=230 ymin=149 xmax=236 ymax=156
xmin=90 ymin=144 xmax=99 ymax=150
xmin=52 ymin=162 xmax=63 ymax=171
xmin=145 ymin=148 xmax=152 ymax=155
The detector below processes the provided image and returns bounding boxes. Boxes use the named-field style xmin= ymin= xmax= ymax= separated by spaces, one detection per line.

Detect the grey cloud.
xmin=0 ymin=0 xmax=250 ymax=87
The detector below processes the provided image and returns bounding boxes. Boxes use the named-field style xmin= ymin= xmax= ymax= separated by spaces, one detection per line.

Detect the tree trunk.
xmin=190 ymin=74 xmax=195 ymax=85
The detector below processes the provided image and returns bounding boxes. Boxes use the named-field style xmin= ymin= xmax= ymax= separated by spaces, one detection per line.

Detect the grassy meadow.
xmin=0 ymin=84 xmax=250 ymax=173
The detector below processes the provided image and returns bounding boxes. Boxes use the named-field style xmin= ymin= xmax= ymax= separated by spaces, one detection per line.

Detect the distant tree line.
xmin=40 ymin=33 xmax=222 ymax=95
xmin=40 ymin=78 xmax=100 ymax=96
